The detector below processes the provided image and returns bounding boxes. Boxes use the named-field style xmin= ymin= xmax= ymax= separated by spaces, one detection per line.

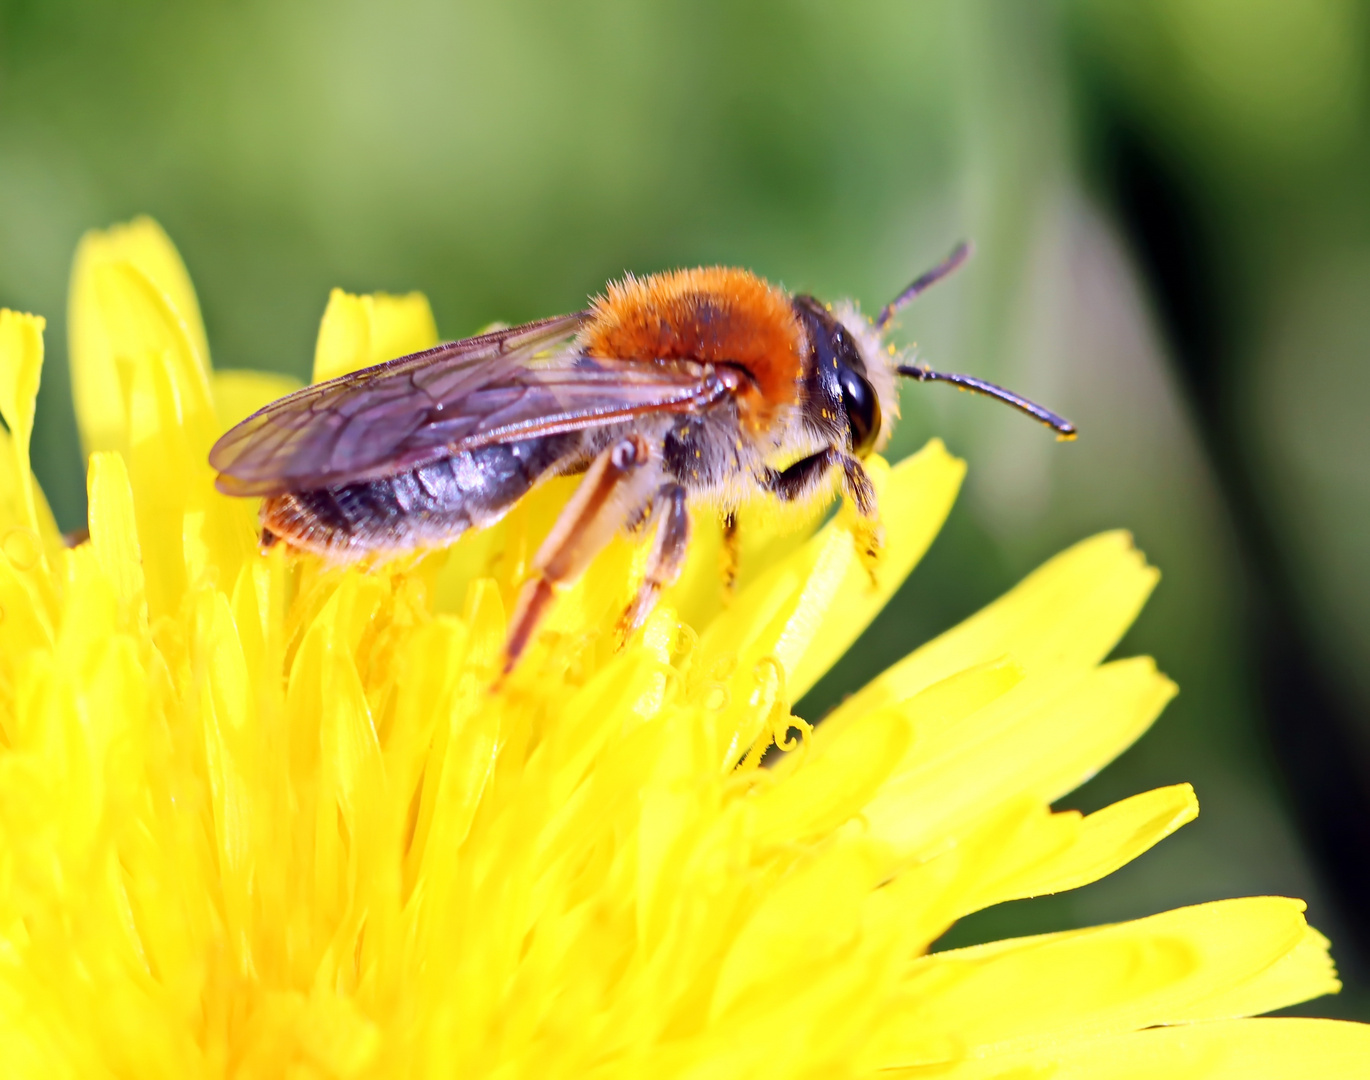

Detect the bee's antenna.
xmin=876 ymin=241 xmax=973 ymax=330
xmin=897 ymin=364 xmax=1078 ymax=440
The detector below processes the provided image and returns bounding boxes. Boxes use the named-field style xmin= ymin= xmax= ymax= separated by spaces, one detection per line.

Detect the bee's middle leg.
xmin=619 ymin=481 xmax=690 ymax=640
xmin=504 ymin=434 xmax=656 ymax=671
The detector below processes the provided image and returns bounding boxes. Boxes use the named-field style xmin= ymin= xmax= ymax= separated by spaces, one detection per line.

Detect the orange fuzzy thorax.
xmin=582 ymin=267 xmax=804 ymax=430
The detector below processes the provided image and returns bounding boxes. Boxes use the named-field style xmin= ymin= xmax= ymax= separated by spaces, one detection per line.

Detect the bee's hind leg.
xmin=619 ymin=482 xmax=691 ymax=643
xmin=503 ymin=434 xmax=657 ymax=673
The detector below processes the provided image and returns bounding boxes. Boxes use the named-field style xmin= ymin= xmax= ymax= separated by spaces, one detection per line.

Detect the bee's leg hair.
xmin=503 ymin=433 xmax=656 ymax=673
xmin=762 ymin=446 xmax=881 ymax=584
xmin=836 ymin=453 xmax=882 ymax=584
xmin=762 ymin=445 xmax=881 ymax=579
xmin=619 ymin=481 xmax=691 ymax=643
xmin=720 ymin=509 xmax=739 ymax=598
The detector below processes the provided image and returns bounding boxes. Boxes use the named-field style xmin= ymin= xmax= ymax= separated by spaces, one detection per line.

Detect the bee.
xmin=210 ymin=243 xmax=1074 ymax=672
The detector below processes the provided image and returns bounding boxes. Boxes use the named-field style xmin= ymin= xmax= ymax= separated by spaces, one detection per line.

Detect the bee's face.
xmin=792 ymin=296 xmax=900 ymax=457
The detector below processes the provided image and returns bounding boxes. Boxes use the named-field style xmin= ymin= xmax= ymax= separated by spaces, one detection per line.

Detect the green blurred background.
xmin=2 ymin=0 xmax=1368 ymax=1018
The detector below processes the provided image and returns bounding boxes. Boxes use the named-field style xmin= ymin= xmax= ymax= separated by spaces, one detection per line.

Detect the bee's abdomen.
xmin=261 ymin=433 xmax=581 ymax=558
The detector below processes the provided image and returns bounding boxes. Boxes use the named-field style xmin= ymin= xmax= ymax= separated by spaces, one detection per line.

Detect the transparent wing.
xmin=210 ymin=311 xmax=725 ymax=496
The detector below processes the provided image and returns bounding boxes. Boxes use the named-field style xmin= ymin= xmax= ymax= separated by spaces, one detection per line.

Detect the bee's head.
xmin=791 ymin=295 xmax=901 ymax=457
xmin=793 ymin=243 xmax=1077 ymax=457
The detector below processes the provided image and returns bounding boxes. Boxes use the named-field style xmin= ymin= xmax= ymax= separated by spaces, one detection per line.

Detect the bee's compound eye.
xmin=839 ymin=366 xmax=881 ymax=456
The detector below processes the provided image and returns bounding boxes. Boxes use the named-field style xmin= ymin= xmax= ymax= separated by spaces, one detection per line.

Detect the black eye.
xmin=838 ymin=366 xmax=881 ymax=456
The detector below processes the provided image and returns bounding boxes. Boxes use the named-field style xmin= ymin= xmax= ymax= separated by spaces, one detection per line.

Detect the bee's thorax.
xmin=581 ymin=267 xmax=805 ymax=432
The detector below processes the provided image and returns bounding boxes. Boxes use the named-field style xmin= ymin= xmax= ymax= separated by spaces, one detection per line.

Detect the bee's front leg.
xmin=503 ymin=434 xmax=657 ymax=673
xmin=836 ymin=452 xmax=882 ymax=585
xmin=763 ymin=447 xmax=882 ymax=583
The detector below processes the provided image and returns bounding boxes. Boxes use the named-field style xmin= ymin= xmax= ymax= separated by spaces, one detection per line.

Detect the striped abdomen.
xmin=261 ymin=432 xmax=581 ymax=557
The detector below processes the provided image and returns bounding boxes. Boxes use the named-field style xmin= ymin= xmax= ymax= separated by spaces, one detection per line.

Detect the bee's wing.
xmin=210 ymin=311 xmax=723 ymax=497
xmin=210 ymin=312 xmax=588 ymax=495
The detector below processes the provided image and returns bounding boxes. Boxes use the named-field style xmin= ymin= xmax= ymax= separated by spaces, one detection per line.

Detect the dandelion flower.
xmin=0 ymin=217 xmax=1365 ymax=1078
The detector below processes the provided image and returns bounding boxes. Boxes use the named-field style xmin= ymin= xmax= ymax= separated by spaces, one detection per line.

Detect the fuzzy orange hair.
xmin=581 ymin=267 xmax=804 ymax=430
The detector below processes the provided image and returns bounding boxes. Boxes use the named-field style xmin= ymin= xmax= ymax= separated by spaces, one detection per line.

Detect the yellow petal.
xmin=0 ymin=309 xmax=43 ymax=534
xmin=86 ymin=452 xmax=145 ymax=615
xmin=964 ymin=784 xmax=1200 ymax=912
xmin=68 ymin=218 xmax=212 ymax=458
xmin=0 ymin=311 xmax=43 ymax=489
xmin=829 ymin=529 xmax=1159 ymax=730
xmin=212 ymin=368 xmax=303 ymax=432
xmin=711 ymin=839 xmax=883 ymax=1020
xmin=0 ymin=310 xmax=61 ymax=565
xmin=0 ymin=554 xmax=56 ymax=727
xmin=65 ymin=218 xmax=246 ymax=613
xmin=193 ymin=587 xmax=282 ymax=966
xmin=862 ymin=657 xmax=1176 ymax=860
xmin=297 ymin=989 xmax=382 ymax=1078
xmin=745 ymin=705 xmax=912 ymax=846
xmin=874 ymin=897 xmax=1335 ymax=1069
xmin=122 ymin=345 xmax=253 ymax=615
xmin=0 ymin=426 xmax=61 ymax=562
xmin=312 ymin=289 xmax=438 ymax=384
xmin=1178 ymin=921 xmax=1340 ymax=1024
xmin=939 ymin=1017 xmax=1370 ymax=1079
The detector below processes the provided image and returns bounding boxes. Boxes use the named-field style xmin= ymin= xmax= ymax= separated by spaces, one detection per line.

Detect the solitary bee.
xmin=210 ymin=244 xmax=1074 ymax=671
